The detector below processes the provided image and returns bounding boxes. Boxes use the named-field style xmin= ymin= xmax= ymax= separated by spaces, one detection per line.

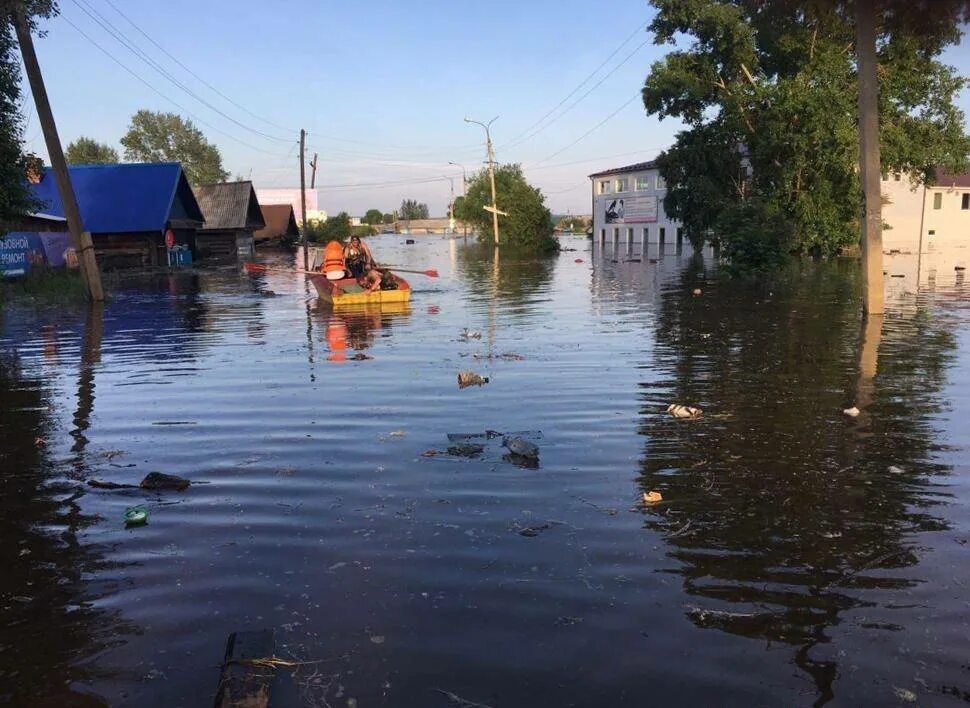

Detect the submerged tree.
xmin=121 ymin=110 xmax=228 ymax=185
xmin=65 ymin=136 xmax=118 ymax=165
xmin=455 ymin=163 xmax=559 ymax=253
xmin=399 ymin=199 xmax=429 ymax=220
xmin=643 ymin=0 xmax=970 ymax=269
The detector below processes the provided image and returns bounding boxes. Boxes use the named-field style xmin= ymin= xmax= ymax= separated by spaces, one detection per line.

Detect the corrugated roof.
xmin=932 ymin=168 xmax=970 ymax=189
xmin=589 ymin=160 xmax=660 ymax=179
xmin=29 ymin=163 xmax=204 ymax=233
xmin=195 ymin=181 xmax=265 ymax=231
xmin=254 ymin=204 xmax=299 ymax=241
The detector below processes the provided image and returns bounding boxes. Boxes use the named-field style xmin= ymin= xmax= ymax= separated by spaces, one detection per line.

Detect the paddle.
xmin=245 ymin=262 xmax=439 ymax=278
xmin=379 ymin=266 xmax=439 ymax=278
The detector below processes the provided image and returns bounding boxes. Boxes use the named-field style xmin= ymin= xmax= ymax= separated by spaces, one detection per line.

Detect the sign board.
xmin=596 ymin=194 xmax=658 ymax=224
xmin=0 ymin=232 xmax=77 ymax=278
xmin=165 ymin=228 xmax=175 ymax=249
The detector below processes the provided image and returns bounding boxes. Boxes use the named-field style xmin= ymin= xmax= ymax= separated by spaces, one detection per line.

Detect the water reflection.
xmin=636 ymin=261 xmax=957 ymax=705
xmin=315 ymin=303 xmax=411 ymax=362
xmin=454 ymin=242 xmax=557 ymax=307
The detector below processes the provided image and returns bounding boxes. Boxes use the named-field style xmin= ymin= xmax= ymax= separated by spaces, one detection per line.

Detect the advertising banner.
xmin=597 ymin=194 xmax=658 ymax=224
xmin=0 ymin=231 xmax=77 ymax=278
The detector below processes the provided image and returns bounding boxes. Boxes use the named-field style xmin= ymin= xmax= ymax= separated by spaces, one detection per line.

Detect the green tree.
xmin=120 ymin=110 xmax=228 ymax=185
xmin=306 ymin=211 xmax=351 ymax=243
xmin=399 ymin=199 xmax=429 ymax=220
xmin=382 ymin=212 xmax=395 ymax=224
xmin=362 ymin=208 xmax=383 ymax=225
xmin=65 ymin=136 xmax=118 ymax=165
xmin=642 ymin=0 xmax=970 ymax=270
xmin=0 ymin=1 xmax=58 ymax=230
xmin=455 ymin=163 xmax=558 ymax=253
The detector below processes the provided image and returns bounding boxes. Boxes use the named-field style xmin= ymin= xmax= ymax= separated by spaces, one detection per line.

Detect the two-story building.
xmin=881 ymin=168 xmax=970 ymax=255
xmin=589 ymin=160 xmax=683 ymax=249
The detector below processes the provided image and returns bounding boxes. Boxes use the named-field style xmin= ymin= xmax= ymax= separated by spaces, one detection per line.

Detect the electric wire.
xmin=531 ymin=94 xmax=642 ymax=166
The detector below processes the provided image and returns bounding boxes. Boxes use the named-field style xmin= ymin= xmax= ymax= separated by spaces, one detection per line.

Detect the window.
xmin=614 ymin=228 xmax=620 ymax=241
xmin=677 ymin=227 xmax=683 ymax=239
xmin=615 ymin=178 xmax=629 ymax=192
xmin=963 ymin=193 xmax=969 ymax=210
xmin=600 ymin=229 xmax=606 ymax=241
xmin=928 ymin=230 xmax=936 ymax=236
xmin=656 ymin=175 xmax=666 ymax=189
xmin=635 ymin=177 xmax=650 ymax=191
xmin=659 ymin=227 xmax=666 ymax=241
xmin=643 ymin=227 xmax=649 ymax=241
xmin=894 ymin=173 xmax=901 ymax=181
xmin=934 ymin=192 xmax=942 ymax=209
xmin=599 ymin=180 xmax=611 ymax=195
xmin=628 ymin=227 xmax=634 ymax=241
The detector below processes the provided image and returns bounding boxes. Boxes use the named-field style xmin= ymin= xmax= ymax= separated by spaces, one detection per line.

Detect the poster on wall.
xmin=0 ymin=232 xmax=77 ymax=278
xmin=599 ymin=194 xmax=658 ymax=224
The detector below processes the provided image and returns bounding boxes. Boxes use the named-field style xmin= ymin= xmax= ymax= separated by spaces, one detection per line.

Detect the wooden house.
xmin=194 ymin=181 xmax=265 ymax=261
xmin=28 ymin=163 xmax=204 ymax=269
xmin=253 ymin=203 xmax=299 ymax=247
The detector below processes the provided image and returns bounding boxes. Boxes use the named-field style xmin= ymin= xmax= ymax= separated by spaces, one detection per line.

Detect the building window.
xmin=643 ymin=227 xmax=649 ymax=241
xmin=934 ymin=192 xmax=942 ymax=210
xmin=928 ymin=230 xmax=936 ymax=236
xmin=615 ymin=178 xmax=629 ymax=192
xmin=656 ymin=175 xmax=666 ymax=189
xmin=659 ymin=227 xmax=666 ymax=241
xmin=635 ymin=177 xmax=650 ymax=191
xmin=599 ymin=180 xmax=611 ymax=195
xmin=963 ymin=193 xmax=969 ymax=210
xmin=677 ymin=227 xmax=683 ymax=239
xmin=600 ymin=228 xmax=606 ymax=241
xmin=894 ymin=173 xmax=901 ymax=181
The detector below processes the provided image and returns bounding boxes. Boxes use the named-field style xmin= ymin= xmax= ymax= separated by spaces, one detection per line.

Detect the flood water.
xmin=1 ymin=235 xmax=969 ymax=707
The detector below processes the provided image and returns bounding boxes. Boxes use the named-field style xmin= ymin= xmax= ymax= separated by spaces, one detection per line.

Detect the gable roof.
xmin=931 ymin=168 xmax=970 ymax=189
xmin=30 ymin=162 xmax=204 ymax=233
xmin=254 ymin=203 xmax=299 ymax=241
xmin=589 ymin=160 xmax=660 ymax=179
xmin=195 ymin=181 xmax=265 ymax=232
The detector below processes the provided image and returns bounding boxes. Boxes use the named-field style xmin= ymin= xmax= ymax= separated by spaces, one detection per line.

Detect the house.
xmin=882 ymin=168 xmax=970 ymax=255
xmin=0 ymin=212 xmax=73 ymax=278
xmin=589 ymin=160 xmax=684 ymax=249
xmin=28 ymin=162 xmax=204 ymax=269
xmin=254 ymin=203 xmax=300 ymax=246
xmin=194 ymin=181 xmax=265 ymax=261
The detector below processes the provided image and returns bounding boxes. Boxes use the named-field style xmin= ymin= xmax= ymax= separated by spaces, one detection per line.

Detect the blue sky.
xmin=20 ymin=0 xmax=970 ymax=216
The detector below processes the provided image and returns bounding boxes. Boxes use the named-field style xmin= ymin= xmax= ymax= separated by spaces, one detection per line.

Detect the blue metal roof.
xmin=30 ymin=163 xmax=205 ymax=234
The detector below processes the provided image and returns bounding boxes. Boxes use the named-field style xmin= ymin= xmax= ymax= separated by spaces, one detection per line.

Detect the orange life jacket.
xmin=322 ymin=240 xmax=346 ymax=279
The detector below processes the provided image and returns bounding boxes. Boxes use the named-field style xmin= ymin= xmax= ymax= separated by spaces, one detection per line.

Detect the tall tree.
xmin=399 ymin=199 xmax=429 ymax=220
xmin=0 ymin=1 xmax=58 ymax=228
xmin=120 ymin=110 xmax=228 ymax=185
xmin=65 ymin=136 xmax=118 ymax=165
xmin=455 ymin=163 xmax=558 ymax=253
xmin=362 ymin=208 xmax=383 ymax=225
xmin=643 ymin=0 xmax=970 ymax=269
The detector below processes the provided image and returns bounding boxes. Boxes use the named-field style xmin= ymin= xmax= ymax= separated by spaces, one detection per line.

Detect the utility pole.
xmin=465 ymin=117 xmax=505 ymax=246
xmin=449 ymin=161 xmax=468 ymax=238
xmin=856 ymin=0 xmax=884 ymax=316
xmin=445 ymin=176 xmax=455 ymax=234
xmin=299 ymin=129 xmax=308 ymax=270
xmin=309 ymin=153 xmax=318 ymax=190
xmin=13 ymin=10 xmax=103 ymax=301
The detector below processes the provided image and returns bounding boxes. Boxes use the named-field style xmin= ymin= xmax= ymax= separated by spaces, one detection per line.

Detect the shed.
xmin=253 ymin=204 xmax=299 ymax=247
xmin=28 ymin=163 xmax=204 ymax=269
xmin=194 ymin=181 xmax=265 ymax=261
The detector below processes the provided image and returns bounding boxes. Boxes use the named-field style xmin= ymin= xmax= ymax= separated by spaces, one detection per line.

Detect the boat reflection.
xmin=314 ymin=301 xmax=411 ymax=362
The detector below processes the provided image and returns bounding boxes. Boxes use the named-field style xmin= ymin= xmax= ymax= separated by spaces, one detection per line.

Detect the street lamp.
xmin=448 ymin=161 xmax=468 ymax=238
xmin=464 ymin=116 xmax=505 ymax=246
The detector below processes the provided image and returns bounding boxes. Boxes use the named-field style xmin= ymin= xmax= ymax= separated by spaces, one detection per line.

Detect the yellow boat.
xmin=307 ymin=272 xmax=411 ymax=307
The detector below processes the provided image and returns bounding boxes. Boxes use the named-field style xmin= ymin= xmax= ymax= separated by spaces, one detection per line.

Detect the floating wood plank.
xmin=213 ymin=629 xmax=299 ymax=708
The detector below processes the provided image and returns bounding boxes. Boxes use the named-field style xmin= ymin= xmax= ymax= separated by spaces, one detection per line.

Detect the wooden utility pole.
xmin=13 ymin=11 xmax=104 ymax=301
xmin=309 ymin=153 xmax=318 ymax=190
xmin=856 ymin=0 xmax=884 ymax=315
xmin=465 ymin=117 xmax=506 ymax=246
xmin=299 ymin=129 xmax=308 ymax=270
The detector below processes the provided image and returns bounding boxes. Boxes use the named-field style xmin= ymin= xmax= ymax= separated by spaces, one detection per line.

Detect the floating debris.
xmin=124 ymin=505 xmax=149 ymax=527
xmin=447 ymin=443 xmax=485 ymax=458
xmin=692 ymin=288 xmax=702 ymax=296
xmin=503 ymin=436 xmax=539 ymax=460
xmin=88 ymin=479 xmax=137 ymax=490
xmin=643 ymin=491 xmax=663 ymax=505
xmin=574 ymin=258 xmax=584 ymax=263
xmin=140 ymin=472 xmax=191 ymax=491
xmin=447 ymin=429 xmax=541 ymax=441
xmin=518 ymin=523 xmax=552 ymax=537
xmin=388 ymin=431 xmax=407 ymax=438
xmin=459 ymin=328 xmax=482 ymax=340
xmin=893 ymin=687 xmax=917 ymax=703
xmin=667 ymin=404 xmax=702 ymax=419
xmin=843 ymin=406 xmax=861 ymax=418
xmin=421 ymin=449 xmax=440 ymax=457
xmin=458 ymin=371 xmax=489 ymax=388
xmin=350 ymin=352 xmax=373 ymax=361
xmin=554 ymin=616 xmax=584 ymax=626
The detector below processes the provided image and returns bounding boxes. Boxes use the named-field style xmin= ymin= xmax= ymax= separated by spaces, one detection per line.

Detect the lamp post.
xmin=464 ymin=117 xmax=505 ymax=246
xmin=444 ymin=175 xmax=455 ymax=234
xmin=448 ymin=161 xmax=468 ymax=238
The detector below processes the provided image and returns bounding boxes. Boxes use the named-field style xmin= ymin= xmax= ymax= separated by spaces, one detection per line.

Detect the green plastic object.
xmin=124 ymin=505 xmax=148 ymax=526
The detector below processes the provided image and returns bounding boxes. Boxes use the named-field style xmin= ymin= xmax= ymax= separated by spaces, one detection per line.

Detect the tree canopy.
xmin=643 ymin=0 xmax=970 ymax=269
xmin=306 ymin=211 xmax=351 ymax=243
xmin=454 ymin=163 xmax=558 ymax=253
xmin=65 ymin=136 xmax=118 ymax=165
xmin=362 ymin=208 xmax=383 ymax=225
xmin=399 ymin=199 xmax=429 ymax=220
xmin=120 ymin=110 xmax=228 ymax=185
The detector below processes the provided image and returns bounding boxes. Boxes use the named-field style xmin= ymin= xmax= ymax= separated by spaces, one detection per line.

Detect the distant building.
xmin=194 ymin=181 xmax=265 ymax=261
xmin=589 ymin=160 xmax=683 ymax=248
xmin=254 ymin=204 xmax=300 ymax=246
xmin=28 ymin=162 xmax=204 ymax=269
xmin=255 ymin=188 xmax=326 ymax=224
xmin=882 ymin=169 xmax=970 ymax=255
xmin=0 ymin=212 xmax=72 ymax=278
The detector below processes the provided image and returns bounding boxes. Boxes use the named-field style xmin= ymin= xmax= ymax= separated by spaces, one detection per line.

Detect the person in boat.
xmin=344 ymin=236 xmax=376 ymax=279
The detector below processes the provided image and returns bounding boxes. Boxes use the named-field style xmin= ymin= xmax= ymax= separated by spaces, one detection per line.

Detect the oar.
xmin=245 ymin=262 xmax=439 ymax=278
xmin=379 ymin=265 xmax=439 ymax=278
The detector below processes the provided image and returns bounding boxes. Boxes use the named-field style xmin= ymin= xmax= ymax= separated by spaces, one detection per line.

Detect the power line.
xmin=504 ymin=22 xmax=647 ymax=147
xmin=70 ymin=0 xmax=291 ymax=143
xmin=530 ymin=93 xmax=642 ymax=166
xmin=100 ymin=0 xmax=297 ymax=135
xmin=61 ymin=14 xmax=293 ymax=157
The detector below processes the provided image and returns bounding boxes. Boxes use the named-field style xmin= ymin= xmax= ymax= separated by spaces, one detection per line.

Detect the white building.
xmin=881 ymin=169 xmax=970 ymax=255
xmin=589 ymin=160 xmax=683 ymax=249
xmin=255 ymin=188 xmax=327 ymax=225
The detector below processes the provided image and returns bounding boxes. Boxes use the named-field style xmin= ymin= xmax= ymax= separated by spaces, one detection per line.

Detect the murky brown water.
xmin=1 ymin=236 xmax=968 ymax=707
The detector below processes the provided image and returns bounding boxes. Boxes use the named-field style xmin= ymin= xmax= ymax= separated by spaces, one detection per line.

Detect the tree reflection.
xmin=636 ymin=260 xmax=957 ymax=705
xmin=0 ymin=352 xmax=132 ymax=706
xmin=454 ymin=242 xmax=557 ymax=307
